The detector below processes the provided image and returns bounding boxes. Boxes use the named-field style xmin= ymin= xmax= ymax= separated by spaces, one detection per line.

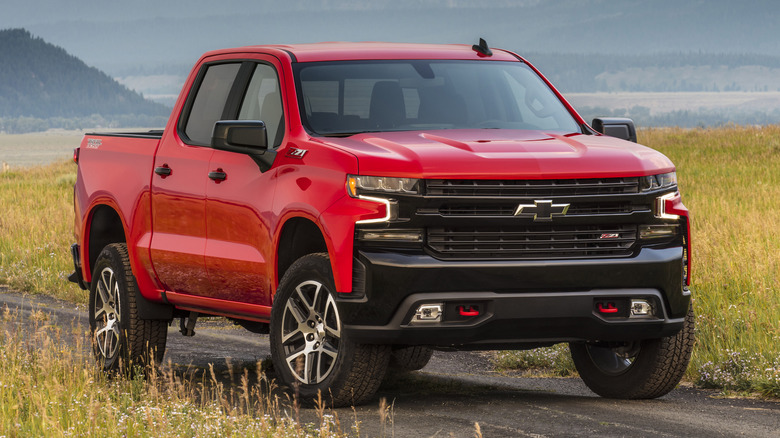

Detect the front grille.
xmin=436 ymin=202 xmax=636 ymax=217
xmin=427 ymin=224 xmax=637 ymax=259
xmin=426 ymin=178 xmax=640 ymax=197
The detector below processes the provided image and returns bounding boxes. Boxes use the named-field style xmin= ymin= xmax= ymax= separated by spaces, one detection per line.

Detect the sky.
xmin=3 ymin=0 xmax=780 ymax=74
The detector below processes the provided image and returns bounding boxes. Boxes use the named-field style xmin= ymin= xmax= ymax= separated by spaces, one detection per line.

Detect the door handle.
xmin=154 ymin=165 xmax=172 ymax=177
xmin=208 ymin=169 xmax=227 ymax=182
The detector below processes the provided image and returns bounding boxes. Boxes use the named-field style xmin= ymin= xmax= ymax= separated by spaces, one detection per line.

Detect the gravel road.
xmin=2 ymin=288 xmax=778 ymax=437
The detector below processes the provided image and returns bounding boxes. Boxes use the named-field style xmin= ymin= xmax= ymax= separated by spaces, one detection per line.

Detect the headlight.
xmin=347 ymin=175 xmax=419 ymax=198
xmin=640 ymin=172 xmax=677 ymax=192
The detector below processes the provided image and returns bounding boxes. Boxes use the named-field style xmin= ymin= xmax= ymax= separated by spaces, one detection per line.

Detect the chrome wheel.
xmin=280 ymin=280 xmax=342 ymax=384
xmin=93 ymin=266 xmax=122 ymax=362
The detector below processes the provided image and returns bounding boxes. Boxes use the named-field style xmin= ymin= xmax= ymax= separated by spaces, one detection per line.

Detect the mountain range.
xmin=0 ymin=29 xmax=168 ymax=128
xmin=4 ymin=0 xmax=779 ymax=75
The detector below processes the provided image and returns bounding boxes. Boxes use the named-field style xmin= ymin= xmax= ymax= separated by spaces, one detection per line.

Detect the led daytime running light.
xmin=347 ymin=175 xmax=419 ymax=197
xmin=641 ymin=172 xmax=677 ymax=192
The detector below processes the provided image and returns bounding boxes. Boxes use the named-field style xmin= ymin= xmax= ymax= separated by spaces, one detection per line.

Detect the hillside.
xmin=0 ymin=29 xmax=168 ymax=124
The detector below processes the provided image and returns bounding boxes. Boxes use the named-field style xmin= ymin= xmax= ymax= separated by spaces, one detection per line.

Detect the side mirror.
xmin=592 ymin=117 xmax=637 ymax=143
xmin=211 ymin=120 xmax=268 ymax=155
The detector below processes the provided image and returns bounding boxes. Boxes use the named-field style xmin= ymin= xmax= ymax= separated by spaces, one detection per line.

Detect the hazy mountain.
xmin=0 ymin=29 xmax=168 ymax=122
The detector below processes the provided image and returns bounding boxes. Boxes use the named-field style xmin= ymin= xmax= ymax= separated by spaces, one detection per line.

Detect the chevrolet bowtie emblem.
xmin=514 ymin=200 xmax=570 ymax=221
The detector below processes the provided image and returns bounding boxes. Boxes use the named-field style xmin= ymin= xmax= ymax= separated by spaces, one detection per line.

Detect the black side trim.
xmin=281 ymin=49 xmax=298 ymax=63
xmin=84 ymin=130 xmax=163 ymax=139
xmin=222 ymin=62 xmax=256 ymax=120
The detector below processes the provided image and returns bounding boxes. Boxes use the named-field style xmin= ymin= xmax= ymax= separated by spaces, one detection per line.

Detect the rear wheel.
xmin=89 ymin=243 xmax=167 ymax=372
xmin=389 ymin=346 xmax=434 ymax=372
xmin=270 ymin=253 xmax=390 ymax=407
xmin=569 ymin=305 xmax=695 ymax=399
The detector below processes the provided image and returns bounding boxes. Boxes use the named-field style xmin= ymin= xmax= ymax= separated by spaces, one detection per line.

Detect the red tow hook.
xmin=597 ymin=302 xmax=619 ymax=314
xmin=458 ymin=305 xmax=480 ymax=317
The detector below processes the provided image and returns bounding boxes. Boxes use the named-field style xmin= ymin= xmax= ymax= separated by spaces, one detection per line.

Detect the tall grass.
xmin=0 ymin=160 xmax=82 ymax=302
xmin=0 ymin=126 xmax=778 ymax=398
xmin=0 ymin=307 xmax=354 ymax=436
xmin=641 ymin=126 xmax=780 ymax=396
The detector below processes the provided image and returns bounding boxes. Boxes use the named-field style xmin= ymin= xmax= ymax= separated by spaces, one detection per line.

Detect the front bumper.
xmin=337 ymin=246 xmax=690 ymax=348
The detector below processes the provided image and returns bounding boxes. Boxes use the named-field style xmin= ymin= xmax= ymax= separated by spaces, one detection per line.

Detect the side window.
xmin=238 ymin=64 xmax=284 ymax=147
xmin=183 ymin=63 xmax=241 ymax=145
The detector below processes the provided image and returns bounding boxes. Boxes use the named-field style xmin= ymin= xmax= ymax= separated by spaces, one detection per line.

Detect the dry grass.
xmin=641 ymin=125 xmax=780 ymax=396
xmin=0 ymin=308 xmax=350 ymax=436
xmin=0 ymin=131 xmax=82 ymax=168
xmin=0 ymin=159 xmax=82 ymax=302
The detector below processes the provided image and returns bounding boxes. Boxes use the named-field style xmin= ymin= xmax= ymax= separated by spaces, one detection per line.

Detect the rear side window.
xmin=183 ymin=63 xmax=241 ymax=145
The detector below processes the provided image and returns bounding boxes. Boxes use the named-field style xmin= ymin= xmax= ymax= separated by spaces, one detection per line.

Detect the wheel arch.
xmin=85 ymin=204 xmax=127 ymax=282
xmin=275 ymin=217 xmax=329 ymax=293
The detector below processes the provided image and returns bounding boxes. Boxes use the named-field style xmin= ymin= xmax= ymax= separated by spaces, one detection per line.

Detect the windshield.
xmin=294 ymin=60 xmax=581 ymax=136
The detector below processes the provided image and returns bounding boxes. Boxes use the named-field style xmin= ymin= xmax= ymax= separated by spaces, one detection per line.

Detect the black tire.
xmin=569 ymin=305 xmax=695 ymax=399
xmin=389 ymin=345 xmax=434 ymax=372
xmin=269 ymin=253 xmax=390 ymax=407
xmin=89 ymin=243 xmax=167 ymax=373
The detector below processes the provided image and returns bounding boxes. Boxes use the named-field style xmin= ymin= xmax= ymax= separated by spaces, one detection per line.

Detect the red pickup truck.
xmin=69 ymin=40 xmax=693 ymax=406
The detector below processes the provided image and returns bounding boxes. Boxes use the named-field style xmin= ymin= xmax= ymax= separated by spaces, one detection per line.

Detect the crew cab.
xmin=70 ymin=40 xmax=693 ymax=406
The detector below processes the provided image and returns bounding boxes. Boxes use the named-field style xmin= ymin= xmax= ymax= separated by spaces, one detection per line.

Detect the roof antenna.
xmin=472 ymin=38 xmax=493 ymax=57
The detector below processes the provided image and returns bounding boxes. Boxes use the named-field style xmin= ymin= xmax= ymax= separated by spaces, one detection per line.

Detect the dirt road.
xmin=2 ymin=289 xmax=778 ymax=437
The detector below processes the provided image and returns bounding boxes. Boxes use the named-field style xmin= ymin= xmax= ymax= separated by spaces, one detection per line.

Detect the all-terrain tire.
xmin=569 ymin=305 xmax=695 ymax=399
xmin=269 ymin=253 xmax=390 ymax=407
xmin=389 ymin=345 xmax=434 ymax=372
xmin=89 ymin=243 xmax=167 ymax=373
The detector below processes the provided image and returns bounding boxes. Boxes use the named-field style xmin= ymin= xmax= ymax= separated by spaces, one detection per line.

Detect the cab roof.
xmin=206 ymin=42 xmax=521 ymax=63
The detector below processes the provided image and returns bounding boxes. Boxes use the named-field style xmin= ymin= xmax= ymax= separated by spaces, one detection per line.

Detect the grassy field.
xmin=0 ymin=310 xmax=365 ymax=436
xmin=0 ymin=130 xmax=82 ymax=167
xmin=0 ymin=124 xmax=778 ymax=431
xmin=643 ymin=126 xmax=780 ymax=396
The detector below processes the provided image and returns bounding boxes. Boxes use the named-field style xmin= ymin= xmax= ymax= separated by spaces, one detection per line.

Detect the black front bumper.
xmin=338 ymin=247 xmax=690 ymax=348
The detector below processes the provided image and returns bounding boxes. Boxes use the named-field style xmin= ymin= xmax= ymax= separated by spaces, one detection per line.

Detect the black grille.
xmin=436 ymin=202 xmax=636 ymax=217
xmin=426 ymin=178 xmax=640 ymax=197
xmin=427 ymin=225 xmax=637 ymax=259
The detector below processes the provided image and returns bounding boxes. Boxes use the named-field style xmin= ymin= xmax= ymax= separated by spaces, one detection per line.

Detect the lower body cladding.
xmin=338 ymin=246 xmax=690 ymax=348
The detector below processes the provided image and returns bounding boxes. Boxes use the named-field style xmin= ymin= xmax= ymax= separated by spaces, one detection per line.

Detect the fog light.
xmin=639 ymin=224 xmax=679 ymax=239
xmin=411 ymin=304 xmax=443 ymax=324
xmin=630 ymin=299 xmax=654 ymax=317
xmin=357 ymin=229 xmax=423 ymax=242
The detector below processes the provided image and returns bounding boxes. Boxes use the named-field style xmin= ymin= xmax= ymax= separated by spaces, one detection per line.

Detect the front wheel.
xmin=270 ymin=253 xmax=390 ymax=407
xmin=89 ymin=243 xmax=167 ymax=373
xmin=569 ymin=305 xmax=695 ymax=399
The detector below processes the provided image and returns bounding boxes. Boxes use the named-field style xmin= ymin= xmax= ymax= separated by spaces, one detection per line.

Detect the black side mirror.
xmin=592 ymin=117 xmax=637 ymax=143
xmin=212 ymin=120 xmax=268 ymax=155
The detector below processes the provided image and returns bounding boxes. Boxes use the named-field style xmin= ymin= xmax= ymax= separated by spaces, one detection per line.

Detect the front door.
xmin=204 ymin=60 xmax=286 ymax=305
xmin=150 ymin=62 xmax=241 ymax=295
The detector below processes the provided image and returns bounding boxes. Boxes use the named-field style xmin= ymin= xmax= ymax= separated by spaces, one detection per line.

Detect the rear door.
xmin=204 ymin=58 xmax=286 ymax=305
xmin=150 ymin=62 xmax=241 ymax=295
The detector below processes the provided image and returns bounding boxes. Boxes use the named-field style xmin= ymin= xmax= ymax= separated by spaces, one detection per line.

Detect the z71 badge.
xmin=286 ymin=147 xmax=307 ymax=159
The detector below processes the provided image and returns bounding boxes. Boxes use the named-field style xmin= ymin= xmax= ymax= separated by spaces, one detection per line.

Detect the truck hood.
xmin=315 ymin=130 xmax=674 ymax=179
